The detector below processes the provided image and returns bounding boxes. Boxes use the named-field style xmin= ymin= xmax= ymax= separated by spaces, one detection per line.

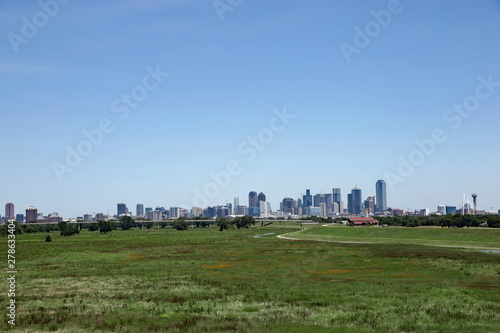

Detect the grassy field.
xmin=2 ymin=223 xmax=500 ymax=332
xmin=284 ymin=225 xmax=500 ymax=249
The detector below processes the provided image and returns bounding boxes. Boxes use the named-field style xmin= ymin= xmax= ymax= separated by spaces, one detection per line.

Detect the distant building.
xmin=375 ymin=180 xmax=387 ymax=213
xmin=446 ymin=206 xmax=457 ymax=215
xmin=192 ymin=207 xmax=203 ymax=217
xmin=5 ymin=203 xmax=14 ymax=220
xmin=46 ymin=213 xmax=62 ymax=223
xmin=233 ymin=197 xmax=240 ymax=214
xmin=310 ymin=207 xmax=321 ymax=216
xmin=136 ymin=204 xmax=144 ymax=217
xmin=348 ymin=217 xmax=378 ymax=225
xmin=83 ymin=214 xmax=93 ymax=222
xmin=117 ymin=203 xmax=127 ymax=217
xmin=170 ymin=207 xmax=182 ymax=219
xmin=259 ymin=201 xmax=271 ymax=218
xmin=216 ymin=206 xmax=230 ymax=218
xmin=419 ymin=209 xmax=430 ymax=216
xmin=249 ymin=191 xmax=260 ymax=217
xmin=281 ymin=198 xmax=295 ymax=215
xmin=364 ymin=196 xmax=375 ymax=215
xmin=314 ymin=194 xmax=333 ymax=213
xmin=16 ymin=214 xmax=24 ymax=223
xmin=332 ymin=188 xmax=341 ymax=206
xmin=152 ymin=210 xmax=162 ymax=221
xmin=348 ymin=187 xmax=362 ymax=215
xmin=235 ymin=205 xmax=249 ymax=216
xmin=26 ymin=206 xmax=38 ymax=223
xmin=95 ymin=213 xmax=105 ymax=221
xmin=319 ymin=203 xmax=326 ymax=217
xmin=437 ymin=205 xmax=445 ymax=215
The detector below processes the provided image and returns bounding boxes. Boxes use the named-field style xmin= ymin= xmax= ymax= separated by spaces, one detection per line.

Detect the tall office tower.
xmin=234 ymin=197 xmax=240 ymax=214
xmin=332 ymin=188 xmax=342 ymax=205
xmin=259 ymin=201 xmax=271 ymax=218
xmin=347 ymin=193 xmax=353 ymax=214
xmin=319 ymin=203 xmax=326 ymax=217
xmin=282 ymin=198 xmax=294 ymax=214
xmin=305 ymin=189 xmax=312 ymax=208
xmin=5 ymin=203 xmax=14 ymax=220
xmin=375 ymin=180 xmax=387 ymax=213
xmin=437 ymin=205 xmax=445 ymax=215
xmin=249 ymin=191 xmax=258 ymax=208
xmin=136 ymin=204 xmax=144 ymax=217
xmin=297 ymin=198 xmax=302 ymax=208
xmin=95 ymin=213 xmax=105 ymax=221
xmin=83 ymin=214 xmax=93 ymax=222
xmin=26 ymin=206 xmax=38 ymax=223
xmin=16 ymin=214 xmax=24 ymax=223
xmin=117 ymin=203 xmax=127 ymax=216
xmin=249 ymin=191 xmax=259 ymax=217
xmin=348 ymin=187 xmax=363 ymax=215
xmin=258 ymin=192 xmax=266 ymax=203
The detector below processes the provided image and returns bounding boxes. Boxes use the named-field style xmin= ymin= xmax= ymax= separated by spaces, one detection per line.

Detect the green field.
xmin=284 ymin=225 xmax=500 ymax=249
xmin=3 ymin=223 xmax=500 ymax=332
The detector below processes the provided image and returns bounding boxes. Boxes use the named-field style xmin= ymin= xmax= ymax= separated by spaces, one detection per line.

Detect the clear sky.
xmin=1 ymin=0 xmax=499 ymax=218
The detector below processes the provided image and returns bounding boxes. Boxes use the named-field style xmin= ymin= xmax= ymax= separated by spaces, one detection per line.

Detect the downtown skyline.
xmin=3 ymin=180 xmax=495 ymax=221
xmin=1 ymin=1 xmax=499 ymax=218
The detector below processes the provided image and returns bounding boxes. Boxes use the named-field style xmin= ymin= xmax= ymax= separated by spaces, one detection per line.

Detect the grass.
xmin=2 ymin=223 xmax=500 ymax=332
xmin=284 ymin=225 xmax=500 ymax=249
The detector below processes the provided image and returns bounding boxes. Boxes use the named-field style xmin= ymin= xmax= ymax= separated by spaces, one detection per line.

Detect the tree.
xmin=88 ymin=223 xmax=99 ymax=231
xmin=119 ymin=216 xmax=135 ymax=230
xmin=216 ymin=217 xmax=230 ymax=231
xmin=232 ymin=215 xmax=255 ymax=229
xmin=173 ymin=217 xmax=188 ymax=231
xmin=58 ymin=221 xmax=79 ymax=237
xmin=98 ymin=220 xmax=117 ymax=234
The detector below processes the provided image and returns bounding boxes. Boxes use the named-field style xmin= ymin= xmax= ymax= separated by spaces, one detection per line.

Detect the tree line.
xmin=374 ymin=214 xmax=500 ymax=228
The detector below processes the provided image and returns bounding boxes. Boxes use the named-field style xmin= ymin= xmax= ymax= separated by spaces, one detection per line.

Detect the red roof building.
xmin=348 ymin=217 xmax=378 ymax=225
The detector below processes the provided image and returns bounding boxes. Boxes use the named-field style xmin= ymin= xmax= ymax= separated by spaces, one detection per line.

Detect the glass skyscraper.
xmin=375 ymin=180 xmax=387 ymax=213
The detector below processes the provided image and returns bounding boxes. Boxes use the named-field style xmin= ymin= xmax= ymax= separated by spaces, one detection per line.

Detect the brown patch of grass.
xmin=201 ymin=262 xmax=233 ymax=269
xmin=308 ymin=269 xmax=351 ymax=275
xmin=392 ymin=273 xmax=422 ymax=278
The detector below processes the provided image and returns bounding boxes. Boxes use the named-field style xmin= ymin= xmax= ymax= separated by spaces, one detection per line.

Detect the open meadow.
xmin=3 ymin=223 xmax=500 ymax=332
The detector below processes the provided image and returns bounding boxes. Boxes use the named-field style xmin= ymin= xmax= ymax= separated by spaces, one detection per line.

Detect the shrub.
xmin=173 ymin=217 xmax=188 ymax=231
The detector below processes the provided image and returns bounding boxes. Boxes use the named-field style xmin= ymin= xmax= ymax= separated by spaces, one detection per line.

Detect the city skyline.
xmin=1 ymin=1 xmax=499 ymax=218
xmin=2 ymin=183 xmax=494 ymax=220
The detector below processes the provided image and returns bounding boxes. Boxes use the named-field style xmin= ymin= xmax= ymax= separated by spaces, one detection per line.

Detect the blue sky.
xmin=1 ymin=0 xmax=499 ymax=218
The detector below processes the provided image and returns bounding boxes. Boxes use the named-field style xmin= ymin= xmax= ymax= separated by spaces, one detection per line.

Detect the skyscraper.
xmin=249 ymin=191 xmax=258 ymax=208
xmin=348 ymin=187 xmax=362 ymax=215
xmin=117 ymin=203 xmax=127 ymax=217
xmin=305 ymin=189 xmax=312 ymax=208
xmin=332 ymin=188 xmax=341 ymax=205
xmin=136 ymin=204 xmax=144 ymax=217
xmin=26 ymin=206 xmax=38 ymax=223
xmin=5 ymin=203 xmax=14 ymax=220
xmin=375 ymin=180 xmax=387 ymax=213
xmin=234 ymin=197 xmax=240 ymax=214
xmin=258 ymin=192 xmax=266 ymax=203
xmin=249 ymin=191 xmax=259 ymax=217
